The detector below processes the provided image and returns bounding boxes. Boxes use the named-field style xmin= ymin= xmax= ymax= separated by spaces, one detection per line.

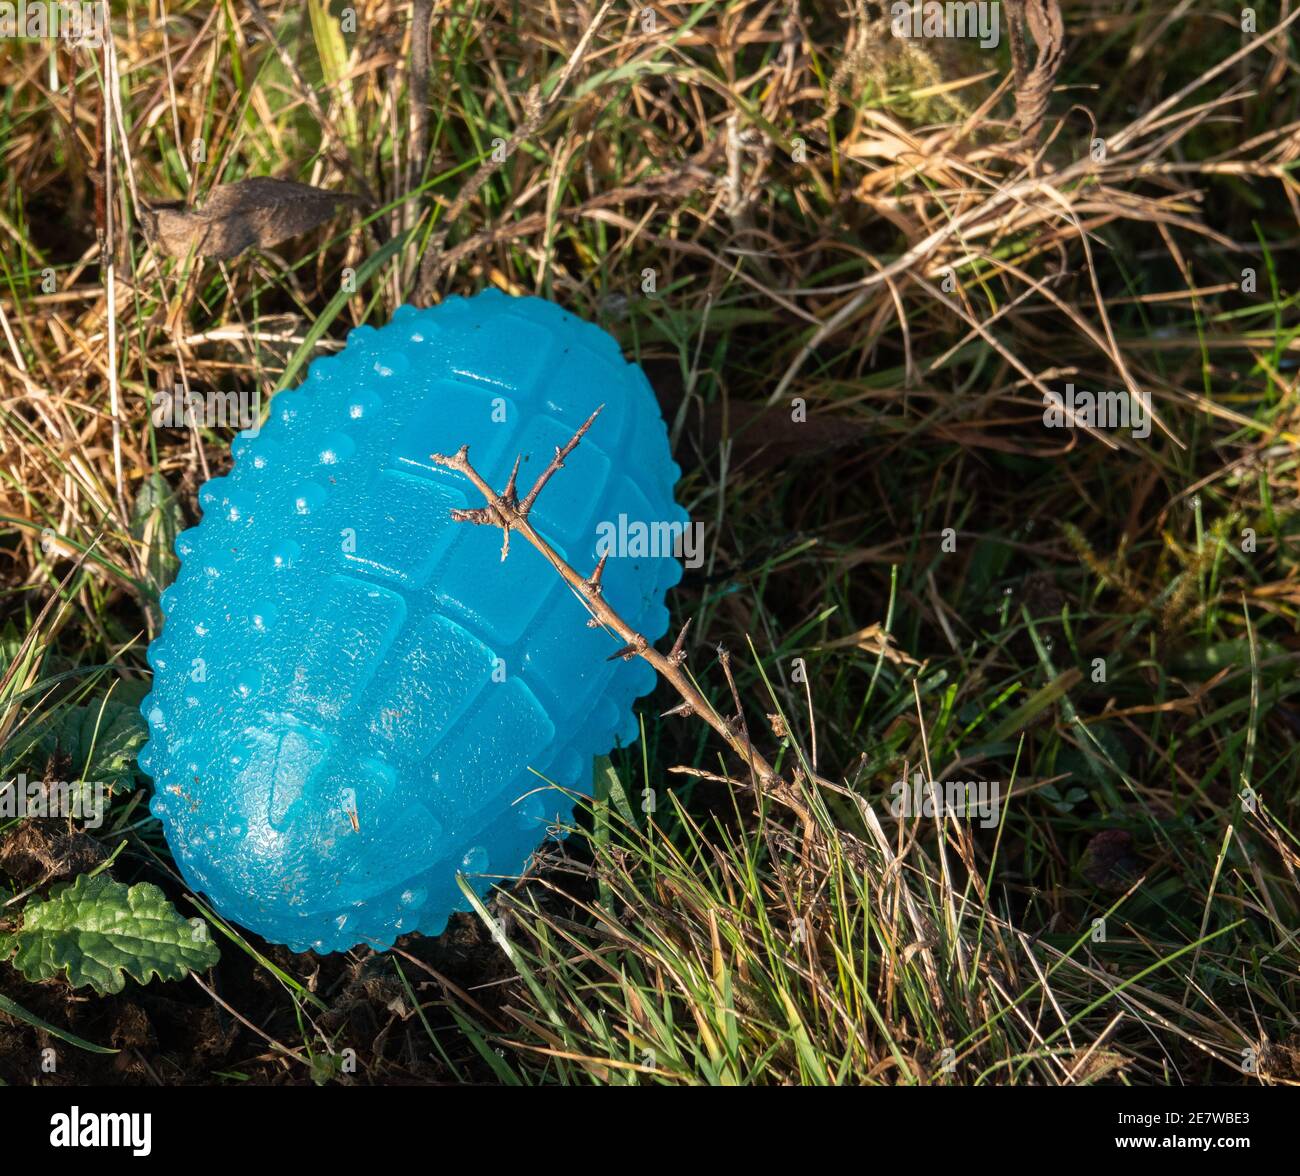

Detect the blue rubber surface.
xmin=138 ymin=291 xmax=684 ymax=952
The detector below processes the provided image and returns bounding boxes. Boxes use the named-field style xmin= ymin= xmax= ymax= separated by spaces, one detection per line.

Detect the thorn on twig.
xmin=607 ymin=634 xmax=648 ymax=662
xmin=660 ymin=701 xmax=695 ymax=719
xmin=667 ymin=617 xmax=693 ymax=666
xmin=435 ymin=413 xmax=603 ymax=563
xmin=501 ymin=454 xmax=522 ymax=508
xmin=493 ymin=455 xmax=525 ymax=558
xmin=586 ymin=552 xmax=609 ymax=596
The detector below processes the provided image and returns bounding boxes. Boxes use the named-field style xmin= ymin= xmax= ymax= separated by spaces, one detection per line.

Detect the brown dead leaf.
xmin=1007 ymin=0 xmax=1065 ymax=140
xmin=1066 ymin=1048 xmax=1130 ymax=1084
xmin=141 ymin=176 xmax=367 ymax=260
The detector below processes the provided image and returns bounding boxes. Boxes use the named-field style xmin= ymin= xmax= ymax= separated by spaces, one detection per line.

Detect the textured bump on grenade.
xmin=139 ymin=290 xmax=684 ymax=953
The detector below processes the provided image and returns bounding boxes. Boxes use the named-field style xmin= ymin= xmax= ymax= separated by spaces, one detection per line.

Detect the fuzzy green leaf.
xmin=37 ymin=685 xmax=149 ymax=795
xmin=11 ymin=874 xmax=219 ymax=995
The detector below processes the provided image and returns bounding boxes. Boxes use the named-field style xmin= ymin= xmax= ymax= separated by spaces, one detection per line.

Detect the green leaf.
xmin=593 ymin=755 xmax=639 ymax=829
xmin=37 ymin=685 xmax=149 ymax=795
xmin=11 ymin=874 xmax=220 ymax=995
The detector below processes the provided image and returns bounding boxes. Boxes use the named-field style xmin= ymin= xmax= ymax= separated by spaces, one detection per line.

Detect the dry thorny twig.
xmin=430 ymin=410 xmax=818 ymax=834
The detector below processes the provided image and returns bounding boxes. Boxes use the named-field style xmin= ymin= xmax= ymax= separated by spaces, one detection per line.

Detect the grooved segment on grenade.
xmin=312 ymin=758 xmax=448 ymax=906
xmin=542 ymin=345 xmax=631 ymax=445
xmin=434 ymin=525 xmax=563 ymax=646
xmin=364 ymin=612 xmax=496 ymax=755
xmin=338 ymin=468 xmax=466 ymax=587
xmin=445 ymin=311 xmax=555 ymax=393
xmin=391 ymin=380 xmax=517 ymax=477
xmin=246 ymin=723 xmax=332 ymax=831
xmin=425 ymin=678 xmax=555 ymax=826
xmin=544 ymin=746 xmax=586 ymax=790
xmin=332 ymin=799 xmax=446 ymax=906
xmin=519 ymin=582 xmax=622 ymax=721
xmin=286 ymin=575 xmax=406 ymax=722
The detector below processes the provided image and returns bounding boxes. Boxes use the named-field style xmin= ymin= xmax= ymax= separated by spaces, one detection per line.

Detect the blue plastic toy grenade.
xmin=139 ymin=290 xmax=684 ymax=952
